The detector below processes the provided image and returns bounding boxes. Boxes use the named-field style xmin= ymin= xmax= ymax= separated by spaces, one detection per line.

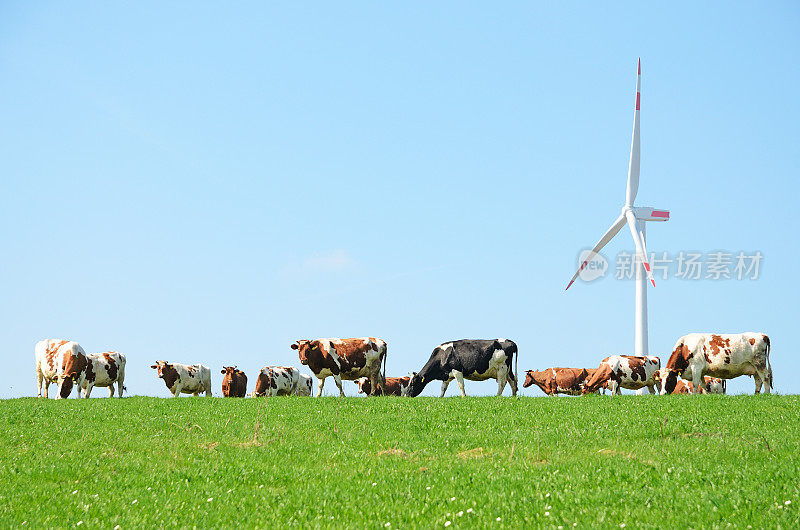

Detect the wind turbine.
xmin=565 ymin=59 xmax=670 ymax=356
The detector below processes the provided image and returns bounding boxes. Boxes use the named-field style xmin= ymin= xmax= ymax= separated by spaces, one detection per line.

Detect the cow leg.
xmin=692 ymin=373 xmax=704 ymax=396
xmin=42 ymin=379 xmax=49 ymax=399
xmin=333 ymin=374 xmax=345 ymax=397
xmin=84 ymin=384 xmax=93 ymax=398
xmin=316 ymin=377 xmax=326 ymax=398
xmin=368 ymin=372 xmax=380 ymax=397
xmin=454 ymin=372 xmax=467 ymax=397
xmin=646 ymin=384 xmax=655 ymax=395
xmin=754 ymin=364 xmax=771 ymax=394
xmin=108 ymin=385 xmax=115 ymax=398
xmin=608 ymin=380 xmax=617 ymax=395
xmin=508 ymin=370 xmax=518 ymax=396
xmin=753 ymin=373 xmax=763 ymax=394
xmin=496 ymin=366 xmax=508 ymax=396
xmin=761 ymin=372 xmax=772 ymax=394
xmin=173 ymin=384 xmax=182 ymax=397
xmin=36 ymin=369 xmax=44 ymax=398
xmin=440 ymin=379 xmax=451 ymax=398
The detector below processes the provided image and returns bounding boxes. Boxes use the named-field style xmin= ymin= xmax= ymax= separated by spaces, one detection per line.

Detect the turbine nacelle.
xmin=632 ymin=207 xmax=670 ymax=222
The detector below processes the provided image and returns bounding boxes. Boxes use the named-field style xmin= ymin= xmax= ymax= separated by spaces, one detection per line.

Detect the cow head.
xmin=151 ymin=360 xmax=170 ymax=378
xmin=661 ymin=342 xmax=692 ymax=395
xmin=57 ymin=350 xmax=87 ymax=399
xmin=291 ymin=340 xmax=320 ymax=366
xmin=406 ymin=372 xmax=426 ymax=397
xmin=523 ymin=370 xmax=553 ymax=393
xmin=57 ymin=372 xmax=78 ymax=399
xmin=355 ymin=377 xmax=370 ymax=395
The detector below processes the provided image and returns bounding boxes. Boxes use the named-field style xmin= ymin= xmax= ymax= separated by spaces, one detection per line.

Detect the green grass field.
xmin=1 ymin=395 xmax=799 ymax=528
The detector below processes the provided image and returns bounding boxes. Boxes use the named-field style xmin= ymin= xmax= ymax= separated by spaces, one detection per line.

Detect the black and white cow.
xmin=406 ymin=339 xmax=518 ymax=397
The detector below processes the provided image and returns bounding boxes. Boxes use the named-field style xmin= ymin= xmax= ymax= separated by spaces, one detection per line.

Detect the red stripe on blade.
xmin=636 ymin=92 xmax=640 ymax=110
xmin=652 ymin=210 xmax=670 ymax=218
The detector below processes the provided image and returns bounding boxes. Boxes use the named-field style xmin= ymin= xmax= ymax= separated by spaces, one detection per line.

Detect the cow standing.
xmin=82 ymin=351 xmax=127 ymax=398
xmin=582 ymin=355 xmax=661 ymax=395
xmin=406 ymin=339 xmax=518 ymax=397
xmin=292 ymin=337 xmax=387 ymax=397
xmin=150 ymin=361 xmax=212 ymax=397
xmin=253 ymin=366 xmax=300 ymax=396
xmin=661 ymin=333 xmax=771 ymax=395
xmin=35 ymin=339 xmax=88 ymax=399
xmin=523 ymin=367 xmax=588 ymax=396
xmin=355 ymin=376 xmax=410 ymax=396
xmin=221 ymin=366 xmax=248 ymax=397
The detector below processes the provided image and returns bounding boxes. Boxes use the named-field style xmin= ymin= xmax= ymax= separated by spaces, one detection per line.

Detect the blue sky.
xmin=1 ymin=2 xmax=798 ymax=397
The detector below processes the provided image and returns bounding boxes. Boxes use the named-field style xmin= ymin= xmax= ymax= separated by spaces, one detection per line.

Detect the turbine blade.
xmin=565 ymin=214 xmax=627 ymax=290
xmin=625 ymin=58 xmax=641 ymax=207
xmin=625 ymin=209 xmax=656 ymax=287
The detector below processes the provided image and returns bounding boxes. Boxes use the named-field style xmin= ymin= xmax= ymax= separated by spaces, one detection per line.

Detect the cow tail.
xmin=513 ymin=343 xmax=519 ymax=391
xmin=764 ymin=335 xmax=773 ymax=387
xmin=382 ymin=344 xmax=387 ymax=392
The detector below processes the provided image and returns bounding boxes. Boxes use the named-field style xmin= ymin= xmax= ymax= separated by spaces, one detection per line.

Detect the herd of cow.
xmin=33 ymin=332 xmax=773 ymax=400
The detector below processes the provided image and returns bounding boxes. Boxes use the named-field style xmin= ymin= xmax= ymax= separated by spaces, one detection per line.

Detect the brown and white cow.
xmin=253 ymin=366 xmax=300 ymax=397
xmin=292 ymin=337 xmax=387 ymax=397
xmin=151 ymin=361 xmax=212 ymax=397
xmin=667 ymin=376 xmax=726 ymax=395
xmin=582 ymin=355 xmax=661 ymax=395
xmin=523 ymin=368 xmax=588 ymax=396
xmin=82 ymin=351 xmax=127 ymax=398
xmin=661 ymin=333 xmax=771 ymax=395
xmin=355 ymin=375 xmax=410 ymax=396
xmin=221 ymin=366 xmax=248 ymax=397
xmin=584 ymin=368 xmax=609 ymax=394
xmin=294 ymin=373 xmax=313 ymax=396
xmin=35 ymin=339 xmax=89 ymax=399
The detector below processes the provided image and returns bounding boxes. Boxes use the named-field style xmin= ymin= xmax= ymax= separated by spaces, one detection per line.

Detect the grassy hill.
xmin=1 ymin=395 xmax=798 ymax=528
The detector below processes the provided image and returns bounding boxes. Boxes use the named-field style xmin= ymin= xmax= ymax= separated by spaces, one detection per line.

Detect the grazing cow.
xmin=292 ymin=337 xmax=387 ymax=397
xmin=582 ymin=355 xmax=661 ymax=395
xmin=150 ymin=361 xmax=212 ymax=397
xmin=702 ymin=376 xmax=726 ymax=394
xmin=667 ymin=376 xmax=726 ymax=395
xmin=661 ymin=333 xmax=771 ymax=395
xmin=221 ymin=366 xmax=248 ymax=397
xmin=35 ymin=339 xmax=89 ymax=399
xmin=82 ymin=351 xmax=127 ymax=398
xmin=584 ymin=368 xmax=608 ymax=394
xmin=355 ymin=375 xmax=411 ymax=396
xmin=294 ymin=373 xmax=313 ymax=396
xmin=406 ymin=339 xmax=518 ymax=397
xmin=523 ymin=368 xmax=588 ymax=396
xmin=253 ymin=366 xmax=300 ymax=397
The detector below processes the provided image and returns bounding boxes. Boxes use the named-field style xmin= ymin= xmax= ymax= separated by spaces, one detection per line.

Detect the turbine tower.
xmin=565 ymin=59 xmax=670 ymax=356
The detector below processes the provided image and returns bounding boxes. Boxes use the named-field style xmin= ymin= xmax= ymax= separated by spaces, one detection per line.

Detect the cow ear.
xmin=150 ymin=365 xmax=157 ymax=369
xmin=290 ymin=343 xmax=299 ymax=350
xmin=221 ymin=369 xmax=226 ymax=374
